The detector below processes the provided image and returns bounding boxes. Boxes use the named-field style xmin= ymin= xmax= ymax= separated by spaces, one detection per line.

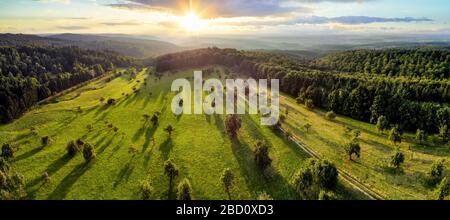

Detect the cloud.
xmin=101 ymin=21 xmax=143 ymax=26
xmin=57 ymin=25 xmax=89 ymax=30
xmin=292 ymin=16 xmax=433 ymax=25
xmin=33 ymin=0 xmax=71 ymax=4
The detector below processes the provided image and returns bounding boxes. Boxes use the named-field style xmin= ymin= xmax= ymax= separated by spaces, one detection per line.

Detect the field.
xmin=279 ymin=96 xmax=450 ymax=200
xmin=0 ymin=67 xmax=366 ymax=200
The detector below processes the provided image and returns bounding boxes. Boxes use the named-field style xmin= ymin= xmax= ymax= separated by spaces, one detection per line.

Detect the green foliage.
xmin=164 ymin=125 xmax=174 ymax=137
xmin=304 ymin=123 xmax=312 ymax=132
xmin=376 ymin=116 xmax=389 ymax=133
xmin=325 ymin=111 xmax=336 ymax=120
xmin=305 ymin=99 xmax=315 ymax=110
xmin=416 ymin=129 xmax=426 ymax=143
xmin=435 ymin=177 xmax=450 ymax=200
xmin=177 ymin=178 xmax=193 ymax=200
xmin=429 ymin=159 xmax=445 ymax=180
xmin=257 ymin=192 xmax=273 ymax=200
xmin=66 ymin=141 xmax=80 ymax=157
xmin=140 ymin=180 xmax=153 ymax=200
xmin=439 ymin=125 xmax=448 ymax=143
xmin=221 ymin=168 xmax=234 ymax=199
xmin=390 ymin=151 xmax=405 ymax=169
xmin=1 ymin=144 xmax=14 ymax=159
xmin=41 ymin=136 xmax=50 ymax=147
xmin=82 ymin=143 xmax=96 ymax=163
xmin=225 ymin=114 xmax=242 ymax=139
xmin=389 ymin=127 xmax=402 ymax=145
xmin=318 ymin=190 xmax=337 ymax=200
xmin=254 ymin=142 xmax=272 ymax=171
xmin=0 ymin=159 xmax=26 ymax=200
xmin=164 ymin=159 xmax=179 ymax=192
xmin=346 ymin=139 xmax=361 ymax=161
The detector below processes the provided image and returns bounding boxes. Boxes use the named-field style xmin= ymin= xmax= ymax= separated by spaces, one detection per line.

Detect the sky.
xmin=0 ymin=0 xmax=449 ymax=37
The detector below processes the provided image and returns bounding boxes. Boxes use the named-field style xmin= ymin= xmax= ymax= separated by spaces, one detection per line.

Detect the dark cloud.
xmin=57 ymin=25 xmax=89 ymax=30
xmin=101 ymin=21 xmax=142 ymax=26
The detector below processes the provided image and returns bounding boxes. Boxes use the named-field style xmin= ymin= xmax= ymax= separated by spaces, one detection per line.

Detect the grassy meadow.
xmin=0 ymin=67 xmax=366 ymax=200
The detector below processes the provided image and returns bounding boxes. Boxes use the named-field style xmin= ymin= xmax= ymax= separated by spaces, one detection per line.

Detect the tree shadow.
xmin=113 ymin=157 xmax=136 ymax=188
xmin=14 ymin=146 xmax=43 ymax=162
xmin=143 ymin=125 xmax=158 ymax=152
xmin=97 ymin=136 xmax=115 ymax=155
xmin=159 ymin=138 xmax=173 ymax=160
xmin=47 ymin=163 xmax=92 ymax=200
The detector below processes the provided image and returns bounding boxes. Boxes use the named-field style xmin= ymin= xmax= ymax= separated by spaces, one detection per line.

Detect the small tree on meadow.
xmin=165 ymin=125 xmax=174 ymax=138
xmin=416 ymin=129 xmax=425 ymax=144
xmin=150 ymin=113 xmax=159 ymax=127
xmin=177 ymin=178 xmax=193 ymax=200
xmin=389 ymin=127 xmax=402 ymax=146
xmin=439 ymin=125 xmax=449 ymax=143
xmin=429 ymin=159 xmax=445 ymax=181
xmin=305 ymin=99 xmax=314 ymax=110
xmin=66 ymin=141 xmax=79 ymax=157
xmin=83 ymin=143 xmax=96 ymax=163
xmin=254 ymin=142 xmax=272 ymax=171
xmin=140 ymin=180 xmax=153 ymax=200
xmin=164 ymin=159 xmax=179 ymax=196
xmin=376 ymin=116 xmax=389 ymax=133
xmin=41 ymin=136 xmax=50 ymax=147
xmin=325 ymin=111 xmax=336 ymax=121
xmin=304 ymin=123 xmax=312 ymax=132
xmin=221 ymin=168 xmax=234 ymax=200
xmin=257 ymin=192 xmax=274 ymax=200
xmin=346 ymin=139 xmax=361 ymax=161
xmin=318 ymin=190 xmax=337 ymax=200
xmin=390 ymin=151 xmax=405 ymax=169
xmin=225 ymin=114 xmax=242 ymax=139
xmin=1 ymin=143 xmax=14 ymax=159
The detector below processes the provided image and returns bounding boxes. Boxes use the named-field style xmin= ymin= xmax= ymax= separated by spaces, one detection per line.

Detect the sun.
xmin=179 ymin=12 xmax=207 ymax=32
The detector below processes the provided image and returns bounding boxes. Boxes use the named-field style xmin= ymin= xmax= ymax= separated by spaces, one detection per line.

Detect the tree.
xmin=140 ymin=180 xmax=153 ymax=200
xmin=83 ymin=143 xmax=96 ymax=163
xmin=225 ymin=114 xmax=242 ymax=139
xmin=291 ymin=167 xmax=313 ymax=198
xmin=305 ymin=99 xmax=314 ymax=110
xmin=439 ymin=125 xmax=448 ymax=143
xmin=257 ymin=192 xmax=273 ymax=200
xmin=318 ymin=190 xmax=337 ymax=200
xmin=312 ymin=159 xmax=338 ymax=190
xmin=325 ymin=111 xmax=336 ymax=120
xmin=221 ymin=168 xmax=234 ymax=200
xmin=346 ymin=139 xmax=361 ymax=161
xmin=416 ymin=129 xmax=425 ymax=144
xmin=165 ymin=125 xmax=174 ymax=137
xmin=66 ymin=141 xmax=79 ymax=157
xmin=435 ymin=177 xmax=450 ymax=200
xmin=304 ymin=123 xmax=312 ymax=132
xmin=150 ymin=113 xmax=159 ymax=126
xmin=254 ymin=142 xmax=272 ymax=171
xmin=376 ymin=116 xmax=389 ymax=133
xmin=41 ymin=136 xmax=50 ymax=147
xmin=429 ymin=159 xmax=445 ymax=181
xmin=164 ymin=159 xmax=179 ymax=196
xmin=1 ymin=144 xmax=14 ymax=159
xmin=177 ymin=178 xmax=192 ymax=200
xmin=390 ymin=151 xmax=405 ymax=169
xmin=389 ymin=127 xmax=402 ymax=145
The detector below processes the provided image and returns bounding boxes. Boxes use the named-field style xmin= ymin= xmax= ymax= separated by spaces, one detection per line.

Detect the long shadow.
xmin=361 ymin=139 xmax=393 ymax=153
xmin=97 ymin=136 xmax=115 ymax=155
xmin=47 ymin=163 xmax=92 ymax=200
xmin=143 ymin=125 xmax=158 ymax=152
xmin=113 ymin=157 xmax=136 ymax=188
xmin=14 ymin=146 xmax=43 ymax=162
xmin=230 ymin=138 xmax=297 ymax=200
xmin=159 ymin=138 xmax=173 ymax=160
xmin=46 ymin=155 xmax=72 ymax=176
xmin=12 ymin=132 xmax=33 ymax=142
xmin=214 ymin=114 xmax=226 ymax=136
xmin=272 ymin=128 xmax=310 ymax=158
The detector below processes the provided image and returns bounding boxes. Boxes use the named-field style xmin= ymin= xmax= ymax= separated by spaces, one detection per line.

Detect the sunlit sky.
xmin=0 ymin=0 xmax=449 ymax=36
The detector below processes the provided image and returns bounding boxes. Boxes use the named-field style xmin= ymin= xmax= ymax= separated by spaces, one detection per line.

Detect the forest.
xmin=156 ymin=47 xmax=450 ymax=135
xmin=0 ymin=45 xmax=136 ymax=123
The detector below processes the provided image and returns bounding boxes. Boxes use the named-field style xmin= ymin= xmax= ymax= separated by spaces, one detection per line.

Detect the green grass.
xmin=0 ymin=68 xmax=364 ymax=200
xmin=279 ymin=95 xmax=450 ymax=200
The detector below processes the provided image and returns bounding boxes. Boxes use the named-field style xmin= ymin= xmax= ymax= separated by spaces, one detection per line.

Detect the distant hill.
xmin=0 ymin=33 xmax=183 ymax=58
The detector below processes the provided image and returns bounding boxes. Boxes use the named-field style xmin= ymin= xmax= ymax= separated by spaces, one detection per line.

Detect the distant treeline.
xmin=156 ymin=47 xmax=450 ymax=134
xmin=0 ymin=45 xmax=136 ymax=123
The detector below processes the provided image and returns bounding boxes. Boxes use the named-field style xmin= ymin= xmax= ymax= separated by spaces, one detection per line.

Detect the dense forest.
xmin=156 ymin=47 xmax=450 ymax=135
xmin=0 ymin=45 xmax=136 ymax=123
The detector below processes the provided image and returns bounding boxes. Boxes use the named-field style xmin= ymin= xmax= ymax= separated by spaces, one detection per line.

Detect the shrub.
xmin=257 ymin=192 xmax=273 ymax=200
xmin=221 ymin=168 xmax=234 ymax=199
xmin=107 ymin=98 xmax=116 ymax=105
xmin=164 ymin=160 xmax=179 ymax=193
xmin=390 ymin=151 xmax=405 ymax=169
xmin=140 ymin=180 xmax=153 ymax=200
xmin=41 ymin=136 xmax=50 ymax=146
xmin=1 ymin=144 xmax=14 ymax=159
xmin=66 ymin=141 xmax=79 ymax=157
xmin=254 ymin=142 xmax=272 ymax=171
xmin=312 ymin=159 xmax=338 ymax=190
xmin=429 ymin=159 xmax=445 ymax=180
xmin=305 ymin=99 xmax=314 ymax=110
xmin=376 ymin=116 xmax=389 ymax=133
xmin=346 ymin=140 xmax=361 ymax=161
xmin=177 ymin=178 xmax=193 ymax=200
xmin=325 ymin=111 xmax=336 ymax=120
xmin=82 ymin=143 xmax=96 ymax=163
xmin=318 ymin=191 xmax=337 ymax=200
xmin=225 ymin=115 xmax=242 ymax=139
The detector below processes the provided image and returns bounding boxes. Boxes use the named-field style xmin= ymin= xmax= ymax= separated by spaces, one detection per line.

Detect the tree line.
xmin=0 ymin=45 xmax=137 ymax=123
xmin=155 ymin=47 xmax=450 ymax=134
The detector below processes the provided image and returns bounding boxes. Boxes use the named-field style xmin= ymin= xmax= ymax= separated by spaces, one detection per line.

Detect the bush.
xmin=82 ymin=143 xmax=96 ymax=163
xmin=177 ymin=178 xmax=192 ymax=200
xmin=312 ymin=159 xmax=338 ymax=190
xmin=140 ymin=180 xmax=153 ymax=200
xmin=107 ymin=98 xmax=116 ymax=105
xmin=346 ymin=140 xmax=361 ymax=161
xmin=429 ymin=159 xmax=445 ymax=180
xmin=41 ymin=136 xmax=50 ymax=146
xmin=66 ymin=141 xmax=79 ymax=157
xmin=318 ymin=191 xmax=337 ymax=200
xmin=254 ymin=142 xmax=272 ymax=171
xmin=325 ymin=111 xmax=336 ymax=120
xmin=225 ymin=115 xmax=242 ymax=139
xmin=257 ymin=192 xmax=273 ymax=200
xmin=390 ymin=151 xmax=405 ymax=169
xmin=1 ymin=144 xmax=14 ymax=159
xmin=305 ymin=99 xmax=314 ymax=110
